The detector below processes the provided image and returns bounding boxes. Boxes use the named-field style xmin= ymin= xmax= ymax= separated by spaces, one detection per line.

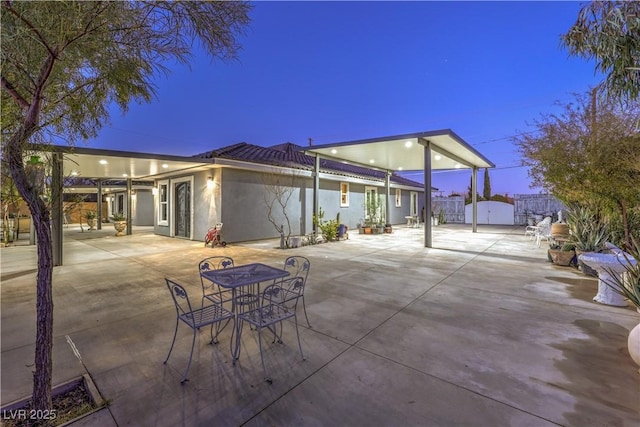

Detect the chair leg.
xmin=164 ymin=318 xmax=179 ymax=364
xmin=257 ymin=326 xmax=272 ymax=384
xmin=293 ymin=315 xmax=305 ymax=362
xmin=301 ymin=296 xmax=311 ymax=328
xmin=181 ymin=328 xmax=197 ymax=384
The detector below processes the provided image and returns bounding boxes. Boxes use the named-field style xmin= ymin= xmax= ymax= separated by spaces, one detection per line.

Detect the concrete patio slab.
xmin=1 ymin=224 xmax=638 ymax=426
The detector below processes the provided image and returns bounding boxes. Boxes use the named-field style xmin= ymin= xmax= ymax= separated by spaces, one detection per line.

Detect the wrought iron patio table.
xmin=200 ymin=263 xmax=290 ymax=362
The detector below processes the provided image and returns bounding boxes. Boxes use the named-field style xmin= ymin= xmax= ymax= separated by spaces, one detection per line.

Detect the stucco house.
xmin=41 ymin=129 xmax=493 ymax=265
xmin=153 ymin=141 xmax=427 ymax=243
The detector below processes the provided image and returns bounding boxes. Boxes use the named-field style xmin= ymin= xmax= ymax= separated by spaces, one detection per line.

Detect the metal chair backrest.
xmin=283 ymin=256 xmax=310 ymax=284
xmin=200 ymin=256 xmax=234 ymax=274
xmin=166 ymin=279 xmax=196 ymax=325
xmin=199 ymin=256 xmax=234 ymax=294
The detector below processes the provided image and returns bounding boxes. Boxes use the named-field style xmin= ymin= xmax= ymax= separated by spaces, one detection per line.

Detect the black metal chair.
xmin=199 ymin=256 xmax=235 ymax=306
xmin=238 ymin=279 xmax=305 ymax=383
xmin=282 ymin=256 xmax=311 ymax=328
xmin=164 ymin=278 xmax=234 ymax=383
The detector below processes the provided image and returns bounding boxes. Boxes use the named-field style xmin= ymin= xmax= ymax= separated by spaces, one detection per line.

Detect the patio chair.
xmin=525 ymin=216 xmax=550 ymax=240
xmin=199 ymin=256 xmax=235 ymax=306
xmin=282 ymin=256 xmax=311 ymax=328
xmin=238 ymin=279 xmax=305 ymax=383
xmin=164 ymin=278 xmax=235 ymax=384
xmin=535 ymin=218 xmax=553 ymax=247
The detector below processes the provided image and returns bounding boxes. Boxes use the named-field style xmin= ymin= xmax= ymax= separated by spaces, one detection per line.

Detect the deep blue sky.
xmin=87 ymin=1 xmax=601 ymax=196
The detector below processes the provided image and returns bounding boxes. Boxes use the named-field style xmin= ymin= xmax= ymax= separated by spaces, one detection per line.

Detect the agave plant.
xmin=603 ymin=237 xmax=640 ymax=309
xmin=111 ymin=211 xmax=126 ymax=222
xmin=566 ymin=205 xmax=610 ymax=252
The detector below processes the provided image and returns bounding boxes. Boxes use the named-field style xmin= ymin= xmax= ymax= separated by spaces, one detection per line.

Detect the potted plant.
xmin=602 ymin=237 xmax=640 ymax=372
xmin=111 ymin=212 xmax=126 ymax=236
xmin=547 ymin=241 xmax=576 ymax=267
xmin=313 ymin=208 xmax=339 ymax=242
xmin=84 ymin=210 xmax=97 ymax=230
xmin=567 ymin=206 xmax=609 ymax=276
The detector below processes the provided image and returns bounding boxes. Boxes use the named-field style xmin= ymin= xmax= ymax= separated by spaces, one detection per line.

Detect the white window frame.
xmin=364 ymin=186 xmax=379 ymax=222
xmin=410 ymin=191 xmax=418 ymax=216
xmin=340 ymin=182 xmax=350 ymax=207
xmin=157 ymin=180 xmax=169 ymax=226
xmin=395 ymin=188 xmax=402 ymax=207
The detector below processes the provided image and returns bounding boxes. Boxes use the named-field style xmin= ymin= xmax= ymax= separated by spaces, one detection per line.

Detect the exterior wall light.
xmin=207 ymin=176 xmax=215 ymax=190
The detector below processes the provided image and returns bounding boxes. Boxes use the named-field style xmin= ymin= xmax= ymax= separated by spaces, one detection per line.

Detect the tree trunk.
xmin=33 ymin=211 xmax=54 ymax=417
xmin=620 ymin=199 xmax=630 ymax=249
xmin=5 ymin=132 xmax=54 ymax=415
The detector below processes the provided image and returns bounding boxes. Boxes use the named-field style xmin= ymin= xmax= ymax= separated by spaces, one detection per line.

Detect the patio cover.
xmin=303 ymin=129 xmax=495 ymax=248
xmin=37 ymin=145 xmax=213 ymax=265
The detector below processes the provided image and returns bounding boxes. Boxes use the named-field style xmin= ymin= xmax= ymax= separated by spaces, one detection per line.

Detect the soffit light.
xmin=404 ymin=141 xmax=413 ymax=148
xmin=99 ymin=159 xmax=108 ymax=165
xmin=369 ymin=159 xmax=375 ymax=164
xmin=331 ymin=149 xmax=337 ymax=154
xmin=161 ymin=163 xmax=169 ymax=169
xmin=434 ymin=154 xmax=442 ymax=161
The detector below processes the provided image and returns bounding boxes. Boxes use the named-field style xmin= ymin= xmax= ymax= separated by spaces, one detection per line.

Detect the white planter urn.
xmin=629 ymin=323 xmax=640 ymax=374
xmin=113 ymin=221 xmax=126 ymax=236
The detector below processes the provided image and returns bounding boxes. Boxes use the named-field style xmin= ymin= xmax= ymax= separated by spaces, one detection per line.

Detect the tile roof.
xmin=193 ymin=142 xmax=427 ymax=188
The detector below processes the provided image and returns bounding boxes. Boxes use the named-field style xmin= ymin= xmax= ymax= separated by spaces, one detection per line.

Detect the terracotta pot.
xmin=548 ymin=249 xmax=576 ymax=266
xmin=551 ymin=223 xmax=569 ymax=237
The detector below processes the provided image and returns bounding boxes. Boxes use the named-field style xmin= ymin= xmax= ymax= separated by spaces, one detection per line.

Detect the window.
xmin=364 ymin=186 xmax=379 ymax=222
xmin=340 ymin=182 xmax=349 ymax=207
xmin=395 ymin=188 xmax=401 ymax=207
xmin=410 ymin=191 xmax=418 ymax=216
xmin=158 ymin=180 xmax=168 ymax=226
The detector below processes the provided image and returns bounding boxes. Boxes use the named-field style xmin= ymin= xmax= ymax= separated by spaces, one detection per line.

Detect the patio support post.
xmin=313 ymin=154 xmax=320 ymax=234
xmin=96 ymin=179 xmax=102 ymax=230
xmin=472 ymin=167 xmax=478 ymax=233
xmin=51 ymin=152 xmax=64 ymax=266
xmin=421 ymin=139 xmax=433 ymax=248
xmin=126 ymin=178 xmax=132 ymax=235
xmin=385 ymin=171 xmax=391 ymax=226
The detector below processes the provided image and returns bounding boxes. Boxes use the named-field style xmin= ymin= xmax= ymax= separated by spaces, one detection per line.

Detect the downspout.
xmin=51 ymin=152 xmax=63 ymax=266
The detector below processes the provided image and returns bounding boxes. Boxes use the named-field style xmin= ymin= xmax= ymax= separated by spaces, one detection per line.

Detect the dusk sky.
xmin=87 ymin=1 xmax=602 ymax=196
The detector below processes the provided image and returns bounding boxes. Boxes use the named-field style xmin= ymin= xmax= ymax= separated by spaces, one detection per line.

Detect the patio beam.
xmin=472 ymin=167 xmax=478 ymax=233
xmin=52 ymin=152 xmax=64 ymax=266
xmin=420 ymin=138 xmax=432 ymax=248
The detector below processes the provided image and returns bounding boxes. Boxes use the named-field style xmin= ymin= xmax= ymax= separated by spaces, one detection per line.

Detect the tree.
xmin=514 ymin=91 xmax=640 ymax=247
xmin=1 ymin=0 xmax=251 ymax=414
xmin=562 ymin=1 xmax=640 ymax=100
xmin=482 ymin=168 xmax=491 ymax=199
xmin=262 ymin=171 xmax=297 ymax=248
